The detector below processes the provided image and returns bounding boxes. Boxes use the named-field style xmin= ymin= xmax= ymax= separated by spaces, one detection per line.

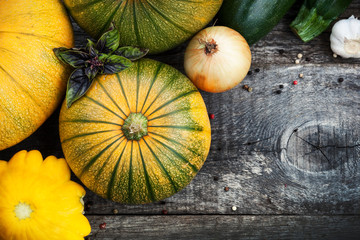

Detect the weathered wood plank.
xmin=0 ymin=0 xmax=359 ymax=217
xmin=77 ymin=64 xmax=359 ymax=215
xmin=85 ymin=215 xmax=360 ymax=240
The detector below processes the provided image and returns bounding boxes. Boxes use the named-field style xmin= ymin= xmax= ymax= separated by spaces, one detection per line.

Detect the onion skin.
xmin=184 ymin=26 xmax=251 ymax=93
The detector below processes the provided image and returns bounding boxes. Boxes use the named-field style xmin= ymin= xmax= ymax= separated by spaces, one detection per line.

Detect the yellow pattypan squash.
xmin=0 ymin=150 xmax=91 ymax=240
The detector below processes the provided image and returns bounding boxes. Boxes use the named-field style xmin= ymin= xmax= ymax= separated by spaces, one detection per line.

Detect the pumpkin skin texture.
xmin=59 ymin=59 xmax=211 ymax=204
xmin=63 ymin=0 xmax=223 ymax=54
xmin=0 ymin=150 xmax=91 ymax=240
xmin=0 ymin=0 xmax=73 ymax=150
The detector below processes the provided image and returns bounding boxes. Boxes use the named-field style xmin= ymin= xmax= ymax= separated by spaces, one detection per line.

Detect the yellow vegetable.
xmin=0 ymin=150 xmax=91 ymax=240
xmin=0 ymin=0 xmax=73 ymax=150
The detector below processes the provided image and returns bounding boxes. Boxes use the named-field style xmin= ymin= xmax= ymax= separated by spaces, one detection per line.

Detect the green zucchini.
xmin=217 ymin=0 xmax=296 ymax=45
xmin=290 ymin=0 xmax=353 ymax=42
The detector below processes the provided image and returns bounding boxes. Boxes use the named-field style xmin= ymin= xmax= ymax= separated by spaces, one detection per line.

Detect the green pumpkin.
xmin=63 ymin=0 xmax=223 ymax=54
xmin=59 ymin=59 xmax=211 ymax=204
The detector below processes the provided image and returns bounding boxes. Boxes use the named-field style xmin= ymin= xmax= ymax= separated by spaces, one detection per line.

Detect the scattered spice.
xmin=162 ymin=209 xmax=168 ymax=215
xmin=243 ymin=85 xmax=253 ymax=92
xmin=279 ymin=49 xmax=285 ymax=55
xmin=293 ymin=80 xmax=298 ymax=85
xmin=284 ymin=184 xmax=287 ymax=188
xmin=112 ymin=209 xmax=119 ymax=214
xmin=299 ymin=73 xmax=304 ymax=78
xmin=231 ymin=206 xmax=237 ymax=211
xmin=99 ymin=222 xmax=106 ymax=230
xmin=213 ymin=176 xmax=219 ymax=181
xmin=255 ymin=68 xmax=260 ymax=73
xmin=297 ymin=53 xmax=303 ymax=59
xmin=338 ymin=77 xmax=344 ymax=83
xmin=209 ymin=113 xmax=215 ymax=119
xmin=279 ymin=85 xmax=284 ymax=89
xmin=305 ymin=57 xmax=311 ymax=62
xmin=160 ymin=201 xmax=166 ymax=205
xmin=247 ymin=70 xmax=253 ymax=75
xmin=295 ymin=59 xmax=300 ymax=64
xmin=276 ymin=90 xmax=282 ymax=94
xmin=224 ymin=187 xmax=229 ymax=192
xmin=333 ymin=53 xmax=338 ymax=58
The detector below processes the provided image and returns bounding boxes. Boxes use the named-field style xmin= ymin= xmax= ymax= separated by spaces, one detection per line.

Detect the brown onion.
xmin=184 ymin=26 xmax=251 ymax=93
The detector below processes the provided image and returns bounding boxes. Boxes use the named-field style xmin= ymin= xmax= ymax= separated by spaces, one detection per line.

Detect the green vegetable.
xmin=217 ymin=0 xmax=296 ymax=45
xmin=53 ymin=23 xmax=148 ymax=108
xmin=290 ymin=0 xmax=353 ymax=42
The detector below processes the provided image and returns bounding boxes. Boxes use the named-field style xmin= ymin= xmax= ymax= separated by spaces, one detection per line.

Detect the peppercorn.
xmin=338 ymin=78 xmax=344 ymax=83
xmin=209 ymin=114 xmax=215 ymax=119
xmin=162 ymin=210 xmax=168 ymax=215
xmin=293 ymin=80 xmax=298 ymax=85
xmin=99 ymin=222 xmax=106 ymax=230
xmin=224 ymin=187 xmax=229 ymax=192
xmin=276 ymin=90 xmax=282 ymax=94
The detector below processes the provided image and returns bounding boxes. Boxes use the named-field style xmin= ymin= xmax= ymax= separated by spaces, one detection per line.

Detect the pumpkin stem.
xmin=122 ymin=113 xmax=148 ymax=141
xmin=14 ymin=202 xmax=33 ymax=220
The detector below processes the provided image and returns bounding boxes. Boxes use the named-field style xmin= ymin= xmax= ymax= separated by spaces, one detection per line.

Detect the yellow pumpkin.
xmin=60 ymin=59 xmax=211 ymax=204
xmin=0 ymin=150 xmax=91 ymax=240
xmin=0 ymin=0 xmax=73 ymax=150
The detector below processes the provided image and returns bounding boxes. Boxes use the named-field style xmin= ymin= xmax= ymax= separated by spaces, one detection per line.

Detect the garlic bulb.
xmin=330 ymin=16 xmax=360 ymax=58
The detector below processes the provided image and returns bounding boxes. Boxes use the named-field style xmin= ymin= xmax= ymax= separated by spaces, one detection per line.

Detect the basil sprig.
xmin=54 ymin=23 xmax=148 ymax=108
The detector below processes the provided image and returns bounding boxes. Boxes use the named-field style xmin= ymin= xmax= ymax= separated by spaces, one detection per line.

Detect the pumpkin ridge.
xmin=127 ymin=141 xmax=134 ymax=203
xmin=0 ymin=31 xmax=70 ymax=46
xmin=138 ymin=141 xmax=156 ymax=202
xmin=144 ymin=135 xmax=190 ymax=178
xmin=148 ymin=131 xmax=201 ymax=157
xmin=80 ymin=134 xmax=125 ymax=178
xmin=139 ymin=62 xmax=164 ymax=113
xmin=132 ymin=1 xmax=142 ymax=47
xmin=148 ymin=107 xmax=191 ymax=122
xmin=142 ymin=138 xmax=179 ymax=192
xmin=60 ymin=119 xmax=122 ymax=127
xmin=94 ymin=138 xmax=124 ymax=182
xmin=84 ymin=96 xmax=125 ymax=121
xmin=0 ymin=65 xmax=43 ymax=111
xmin=61 ymin=129 xmax=119 ymax=144
xmin=142 ymin=70 xmax=178 ymax=116
xmin=116 ymin=74 xmax=131 ymax=112
xmin=143 ymin=0 xmax=193 ymax=35
xmin=107 ymin=140 xmax=128 ymax=200
xmin=96 ymin=2 xmax=124 ymax=40
xmin=136 ymin=60 xmax=141 ymax=112
xmin=97 ymin=80 xmax=127 ymax=119
xmin=149 ymin=136 xmax=198 ymax=173
xmin=136 ymin=0 xmax=174 ymax=50
xmin=147 ymin=89 xmax=197 ymax=117
xmin=148 ymin=125 xmax=204 ymax=131
xmin=70 ymin=133 xmax=122 ymax=161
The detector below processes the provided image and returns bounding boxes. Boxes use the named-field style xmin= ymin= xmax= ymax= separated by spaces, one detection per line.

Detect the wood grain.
xmin=86 ymin=215 xmax=360 ymax=240
xmin=0 ymin=0 xmax=358 ymax=230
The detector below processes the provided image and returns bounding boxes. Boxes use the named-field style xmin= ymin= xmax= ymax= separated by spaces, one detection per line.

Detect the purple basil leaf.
xmin=115 ymin=46 xmax=149 ymax=61
xmin=85 ymin=66 xmax=99 ymax=80
xmin=100 ymin=54 xmax=133 ymax=74
xmin=86 ymin=39 xmax=98 ymax=57
xmin=53 ymin=47 xmax=89 ymax=68
xmin=66 ymin=68 xmax=94 ymax=108
xmin=96 ymin=22 xmax=120 ymax=53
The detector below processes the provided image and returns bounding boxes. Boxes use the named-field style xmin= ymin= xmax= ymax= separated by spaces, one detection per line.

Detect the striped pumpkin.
xmin=59 ymin=59 xmax=211 ymax=204
xmin=63 ymin=0 xmax=223 ymax=54
xmin=0 ymin=0 xmax=73 ymax=150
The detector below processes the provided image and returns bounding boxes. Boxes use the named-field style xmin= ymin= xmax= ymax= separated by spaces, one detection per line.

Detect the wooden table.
xmin=1 ymin=1 xmax=360 ymax=239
